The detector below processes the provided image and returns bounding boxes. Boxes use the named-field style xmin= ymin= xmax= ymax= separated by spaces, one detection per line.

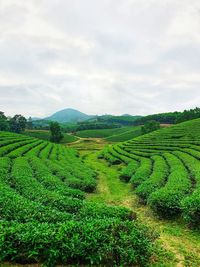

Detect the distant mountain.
xmin=122 ymin=114 xmax=132 ymax=116
xmin=31 ymin=117 xmax=41 ymax=121
xmin=45 ymin=108 xmax=94 ymax=123
xmin=86 ymin=114 xmax=142 ymax=126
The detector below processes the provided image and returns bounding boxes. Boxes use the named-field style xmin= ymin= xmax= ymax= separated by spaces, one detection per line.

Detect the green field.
xmin=0 ymin=131 xmax=159 ymax=266
xmin=25 ymin=129 xmax=78 ymax=143
xmin=84 ymin=152 xmax=200 ymax=267
xmin=1 ymin=118 xmax=200 ymax=266
xmin=105 ymin=126 xmax=142 ymax=142
xmin=75 ymin=125 xmax=142 ymax=141
xmin=101 ymin=118 xmax=200 ymax=228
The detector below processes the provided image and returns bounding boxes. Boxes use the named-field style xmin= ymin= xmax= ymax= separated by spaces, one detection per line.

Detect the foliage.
xmin=141 ymin=120 xmax=160 ymax=134
xmin=105 ymin=126 xmax=142 ymax=142
xmin=176 ymin=107 xmax=200 ymax=123
xmin=27 ymin=117 xmax=33 ymax=129
xmin=9 ymin=114 xmax=27 ymax=133
xmin=120 ymin=161 xmax=138 ymax=182
xmin=49 ymin=121 xmax=64 ymax=143
xmin=0 ymin=131 xmax=158 ymax=265
xmin=0 ymin=111 xmax=9 ymax=131
xmin=134 ymin=107 xmax=200 ymax=125
xmin=135 ymin=155 xmax=168 ymax=202
xmin=173 ymin=151 xmax=200 ymax=228
xmin=76 ymin=127 xmax=127 ymax=138
xmin=77 ymin=126 xmax=143 ymax=142
xmin=67 ymin=121 xmax=120 ymax=132
xmin=25 ymin=129 xmax=78 ymax=143
xmin=102 ymin=118 xmax=200 ymax=227
xmin=130 ymin=158 xmax=152 ymax=187
xmin=96 ymin=114 xmax=142 ymax=125
xmin=0 ymin=220 xmax=157 ymax=266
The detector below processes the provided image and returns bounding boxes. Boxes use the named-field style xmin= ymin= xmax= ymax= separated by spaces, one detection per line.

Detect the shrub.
xmin=173 ymin=151 xmax=200 ymax=228
xmin=0 ymin=220 xmax=157 ymax=266
xmin=181 ymin=190 xmax=200 ymax=229
xmin=64 ymin=177 xmax=96 ymax=192
xmin=130 ymin=158 xmax=152 ymax=187
xmin=135 ymin=155 xmax=168 ymax=202
xmin=148 ymin=153 xmax=191 ymax=218
xmin=78 ymin=202 xmax=137 ymax=221
xmin=120 ymin=161 xmax=138 ymax=182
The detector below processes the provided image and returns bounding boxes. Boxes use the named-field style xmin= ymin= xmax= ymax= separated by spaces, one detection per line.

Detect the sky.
xmin=1 ymin=0 xmax=200 ymax=118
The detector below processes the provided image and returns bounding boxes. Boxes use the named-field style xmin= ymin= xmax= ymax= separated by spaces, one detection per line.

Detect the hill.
xmin=32 ymin=112 xmax=143 ymax=131
xmin=105 ymin=126 xmax=142 ymax=142
xmin=90 ymin=114 xmax=142 ymax=126
xmin=45 ymin=108 xmax=93 ymax=123
xmin=101 ymin=118 xmax=200 ymax=228
xmin=75 ymin=127 xmax=133 ymax=138
xmin=24 ymin=129 xmax=78 ymax=143
xmin=75 ymin=124 xmax=169 ymax=143
xmin=133 ymin=107 xmax=200 ymax=125
xmin=75 ymin=126 xmax=143 ymax=142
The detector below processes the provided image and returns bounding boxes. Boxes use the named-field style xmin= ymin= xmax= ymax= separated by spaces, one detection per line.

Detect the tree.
xmin=49 ymin=122 xmax=63 ymax=143
xmin=27 ymin=117 xmax=33 ymax=129
xmin=141 ymin=120 xmax=160 ymax=134
xmin=0 ymin=111 xmax=9 ymax=131
xmin=10 ymin=114 xmax=27 ymax=133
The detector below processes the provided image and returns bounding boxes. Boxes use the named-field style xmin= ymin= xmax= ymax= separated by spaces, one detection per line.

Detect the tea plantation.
xmin=0 ymin=131 xmax=157 ymax=266
xmin=75 ymin=125 xmax=142 ymax=142
xmin=101 ymin=118 xmax=200 ymax=228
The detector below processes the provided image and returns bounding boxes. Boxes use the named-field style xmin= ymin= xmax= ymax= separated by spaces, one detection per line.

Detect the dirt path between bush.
xmin=84 ymin=151 xmax=200 ymax=267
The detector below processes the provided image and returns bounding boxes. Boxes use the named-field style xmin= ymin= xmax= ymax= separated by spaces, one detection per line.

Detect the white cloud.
xmin=0 ymin=0 xmax=200 ymax=117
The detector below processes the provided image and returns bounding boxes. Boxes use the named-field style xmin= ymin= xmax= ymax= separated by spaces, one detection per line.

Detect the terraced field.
xmin=75 ymin=125 xmax=142 ymax=142
xmin=101 ymin=118 xmax=200 ymax=228
xmin=25 ymin=129 xmax=78 ymax=143
xmin=0 ymin=131 xmax=158 ymax=266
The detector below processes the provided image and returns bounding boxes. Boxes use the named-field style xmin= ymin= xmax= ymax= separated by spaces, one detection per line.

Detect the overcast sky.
xmin=0 ymin=0 xmax=200 ymax=117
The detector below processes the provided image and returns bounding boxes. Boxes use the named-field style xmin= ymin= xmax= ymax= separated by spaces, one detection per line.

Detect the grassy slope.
xmin=81 ymin=150 xmax=200 ymax=267
xmin=75 ymin=126 xmax=142 ymax=141
xmin=67 ymin=137 xmax=108 ymax=152
xmin=105 ymin=126 xmax=142 ymax=142
xmin=25 ymin=129 xmax=78 ymax=143
xmin=75 ymin=127 xmax=130 ymax=138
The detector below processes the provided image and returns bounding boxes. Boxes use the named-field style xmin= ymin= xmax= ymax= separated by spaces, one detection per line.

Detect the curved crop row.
xmin=120 ymin=161 xmax=139 ymax=182
xmin=135 ymin=155 xmax=168 ymax=203
xmin=173 ymin=151 xmax=200 ymax=228
xmin=7 ymin=140 xmax=43 ymax=158
xmin=130 ymin=157 xmax=152 ymax=187
xmin=39 ymin=142 xmax=54 ymax=159
xmin=0 ymin=157 xmax=72 ymax=223
xmin=0 ymin=139 xmax=37 ymax=157
xmin=25 ymin=141 xmax=48 ymax=157
xmin=148 ymin=153 xmax=191 ymax=217
xmin=102 ymin=118 xmax=200 ymax=227
xmin=0 ymin=131 xmax=159 ymax=266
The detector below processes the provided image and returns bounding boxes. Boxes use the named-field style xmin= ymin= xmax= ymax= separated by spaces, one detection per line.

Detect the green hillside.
xmin=90 ymin=114 xmax=142 ymax=125
xmin=75 ymin=126 xmax=142 ymax=141
xmin=0 ymin=131 xmax=157 ymax=266
xmin=105 ymin=126 xmax=142 ymax=142
xmin=133 ymin=107 xmax=200 ymax=125
xmin=25 ymin=129 xmax=78 ymax=143
xmin=101 ymin=118 xmax=200 ymax=228
xmin=75 ymin=126 xmax=132 ymax=138
xmin=45 ymin=108 xmax=93 ymax=123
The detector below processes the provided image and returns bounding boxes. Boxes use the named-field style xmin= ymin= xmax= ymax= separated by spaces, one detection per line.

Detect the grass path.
xmin=83 ymin=151 xmax=200 ymax=267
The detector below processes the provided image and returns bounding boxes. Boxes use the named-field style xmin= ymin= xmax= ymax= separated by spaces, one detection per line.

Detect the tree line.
xmin=0 ymin=112 xmax=29 ymax=133
xmin=133 ymin=107 xmax=200 ymax=125
xmin=0 ymin=111 xmax=63 ymax=143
